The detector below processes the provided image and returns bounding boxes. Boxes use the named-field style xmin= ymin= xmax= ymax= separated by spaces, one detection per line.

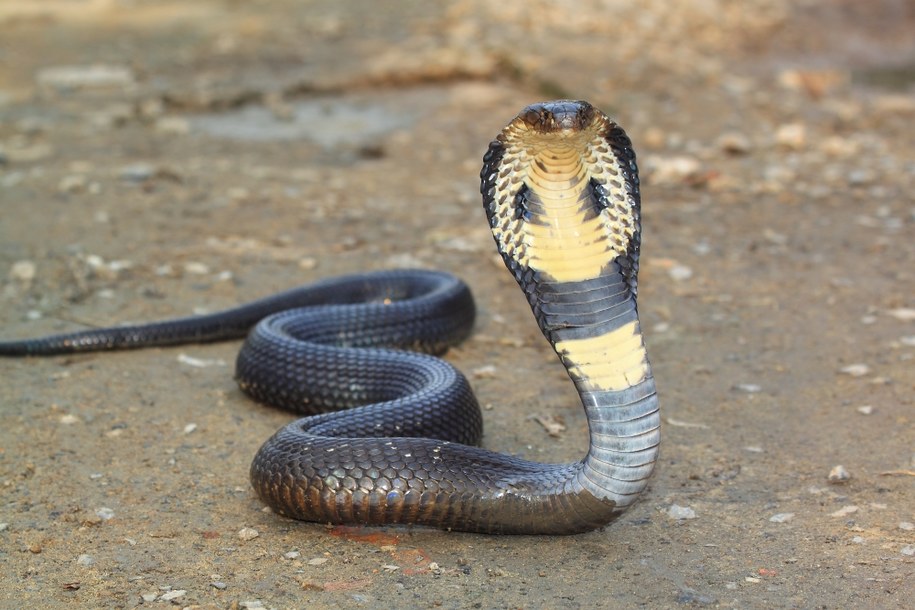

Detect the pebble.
xmin=856 ymin=405 xmax=873 ymax=415
xmin=887 ymin=308 xmax=915 ymax=322
xmin=901 ymin=545 xmax=915 ymax=557
xmin=668 ymin=265 xmax=693 ymax=282
xmin=775 ymin=123 xmax=806 ymax=150
xmin=838 ymin=363 xmax=869 ymax=377
xmin=60 ymin=414 xmax=80 ymax=425
xmin=645 ymin=155 xmax=701 ymax=185
xmin=667 ymin=504 xmax=697 ymax=520
xmin=184 ymin=261 xmax=211 ymax=275
xmin=851 ymin=536 xmax=865 ymax=544
xmin=211 ymin=581 xmax=228 ymax=590
xmin=284 ymin=551 xmax=300 ymax=559
xmin=733 ymin=383 xmax=762 ymax=393
xmin=237 ymin=527 xmax=259 ymax=541
xmin=36 ymin=64 xmax=134 ymax=89
xmin=716 ymin=131 xmax=752 ymax=154
xmin=472 ymin=365 xmax=497 ymax=379
xmin=159 ymin=590 xmax=186 ymax=601
xmin=769 ymin=513 xmax=794 ymax=523
xmin=141 ymin=592 xmax=158 ymax=602
xmin=118 ymin=163 xmax=156 ymax=182
xmin=827 ymin=465 xmax=851 ymax=484
xmin=95 ymin=507 xmax=115 ymax=520
xmin=830 ymin=505 xmax=858 ymax=518
xmin=9 ymin=260 xmax=36 ymax=282
xmin=183 ymin=423 xmax=197 ymax=434
xmin=240 ymin=602 xmax=265 ymax=609
xmin=307 ymin=557 xmax=328 ymax=566
xmin=58 ymin=174 xmax=88 ymax=194
xmin=76 ymin=554 xmax=94 ymax=566
xmin=900 ymin=522 xmax=914 ymax=531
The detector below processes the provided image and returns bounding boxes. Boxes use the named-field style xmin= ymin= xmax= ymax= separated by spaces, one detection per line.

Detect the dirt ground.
xmin=1 ymin=1 xmax=913 ymax=608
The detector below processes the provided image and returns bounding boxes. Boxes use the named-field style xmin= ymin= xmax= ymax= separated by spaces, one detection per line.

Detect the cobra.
xmin=0 ymin=100 xmax=659 ymax=535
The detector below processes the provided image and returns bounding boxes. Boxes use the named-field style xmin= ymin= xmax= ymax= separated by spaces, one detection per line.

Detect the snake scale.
xmin=0 ymin=100 xmax=659 ymax=535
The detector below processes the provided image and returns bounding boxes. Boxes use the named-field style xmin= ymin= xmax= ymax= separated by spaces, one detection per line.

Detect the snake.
xmin=0 ymin=100 xmax=659 ymax=535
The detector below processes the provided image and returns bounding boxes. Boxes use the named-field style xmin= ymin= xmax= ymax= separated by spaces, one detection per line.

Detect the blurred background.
xmin=1 ymin=1 xmax=912 ymax=608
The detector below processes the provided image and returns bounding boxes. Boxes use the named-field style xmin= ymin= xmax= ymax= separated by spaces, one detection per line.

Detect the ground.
xmin=0 ymin=1 xmax=913 ymax=608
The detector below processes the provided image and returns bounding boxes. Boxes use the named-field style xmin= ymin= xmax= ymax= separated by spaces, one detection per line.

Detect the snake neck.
xmin=480 ymin=103 xmax=659 ymax=510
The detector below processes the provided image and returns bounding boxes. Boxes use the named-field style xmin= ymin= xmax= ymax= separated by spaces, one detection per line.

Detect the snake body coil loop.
xmin=0 ymin=100 xmax=659 ymax=535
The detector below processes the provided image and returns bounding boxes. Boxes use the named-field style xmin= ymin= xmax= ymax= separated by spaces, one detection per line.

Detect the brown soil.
xmin=0 ymin=1 xmax=912 ymax=608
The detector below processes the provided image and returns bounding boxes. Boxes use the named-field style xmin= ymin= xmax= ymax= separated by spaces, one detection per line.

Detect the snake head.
xmin=518 ymin=100 xmax=598 ymax=134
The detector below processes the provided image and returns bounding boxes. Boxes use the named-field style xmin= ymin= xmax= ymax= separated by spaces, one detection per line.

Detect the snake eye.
xmin=523 ymin=109 xmax=542 ymax=127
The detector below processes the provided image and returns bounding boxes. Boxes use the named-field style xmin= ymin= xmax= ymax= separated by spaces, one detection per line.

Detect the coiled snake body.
xmin=0 ymin=101 xmax=659 ymax=535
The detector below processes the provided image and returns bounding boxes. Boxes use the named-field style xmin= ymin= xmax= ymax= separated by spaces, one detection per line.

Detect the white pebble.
xmin=828 ymin=464 xmax=851 ymax=484
xmin=901 ymin=545 xmax=915 ymax=556
xmin=775 ymin=123 xmax=806 ymax=149
xmin=666 ymin=504 xmax=697 ymax=520
xmin=159 ymin=590 xmax=186 ymax=601
xmin=888 ymin=308 xmax=915 ymax=322
xmin=95 ymin=507 xmax=115 ymax=520
xmin=830 ymin=505 xmax=858 ymax=518
xmin=183 ymin=423 xmax=198 ymax=434
xmin=141 ymin=593 xmax=158 ymax=602
xmin=183 ymin=261 xmax=211 ymax=275
xmin=237 ymin=527 xmax=259 ymax=541
xmin=733 ymin=383 xmax=762 ymax=393
xmin=307 ymin=557 xmax=329 ymax=566
xmin=838 ymin=364 xmax=870 ymax=377
xmin=283 ymin=551 xmax=300 ymax=560
xmin=10 ymin=260 xmax=36 ymax=282
xmin=59 ymin=414 xmax=81 ymax=425
xmin=851 ymin=536 xmax=865 ymax=544
xmin=76 ymin=554 xmax=94 ymax=566
xmin=856 ymin=405 xmax=873 ymax=415
xmin=668 ymin=265 xmax=693 ymax=282
xmin=899 ymin=522 xmax=914 ymax=531
xmin=769 ymin=513 xmax=794 ymax=523
xmin=37 ymin=64 xmax=134 ymax=89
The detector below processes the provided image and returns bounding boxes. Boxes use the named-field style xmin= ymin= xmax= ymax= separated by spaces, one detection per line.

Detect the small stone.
xmin=183 ymin=423 xmax=198 ymax=434
xmin=58 ymin=174 xmax=88 ymax=194
xmin=60 ymin=414 xmax=80 ymax=425
xmin=76 ymin=554 xmax=94 ymax=566
xmin=307 ymin=557 xmax=328 ymax=566
xmin=118 ymin=163 xmax=155 ymax=182
xmin=10 ymin=260 xmax=36 ymax=282
xmin=666 ymin=504 xmax=697 ymax=520
xmin=159 ymin=590 xmax=186 ymax=601
xmin=900 ymin=336 xmax=915 ymax=347
xmin=36 ymin=64 xmax=134 ymax=89
xmin=668 ymin=265 xmax=693 ymax=282
xmin=901 ymin=545 xmax=915 ymax=556
xmin=237 ymin=527 xmax=259 ymax=541
xmin=733 ymin=383 xmax=762 ymax=394
xmin=0 ymin=523 xmax=8 ymax=532
xmin=769 ymin=513 xmax=794 ymax=523
xmin=141 ymin=592 xmax=158 ymax=602
xmin=851 ymin=536 xmax=865 ymax=544
xmin=830 ymin=505 xmax=858 ymax=518
xmin=775 ymin=123 xmax=806 ymax=150
xmin=645 ymin=155 xmax=701 ymax=185
xmin=856 ymin=405 xmax=873 ymax=415
xmin=283 ymin=551 xmax=300 ymax=560
xmin=838 ymin=363 xmax=869 ymax=377
xmin=472 ymin=365 xmax=497 ymax=379
xmin=716 ymin=131 xmax=752 ymax=154
xmin=155 ymin=117 xmax=190 ymax=135
xmin=887 ymin=308 xmax=915 ymax=322
xmin=211 ymin=581 xmax=228 ymax=590
xmin=828 ymin=465 xmax=851 ymax=484
xmin=95 ymin=507 xmax=115 ymax=520
xmin=184 ymin=261 xmax=210 ymax=275
xmin=240 ymin=602 xmax=265 ymax=609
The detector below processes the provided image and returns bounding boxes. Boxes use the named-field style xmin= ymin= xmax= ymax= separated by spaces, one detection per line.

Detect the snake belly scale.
xmin=0 ymin=100 xmax=660 ymax=535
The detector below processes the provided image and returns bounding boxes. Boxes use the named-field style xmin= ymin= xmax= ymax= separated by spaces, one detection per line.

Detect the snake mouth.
xmin=518 ymin=100 xmax=598 ymax=134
